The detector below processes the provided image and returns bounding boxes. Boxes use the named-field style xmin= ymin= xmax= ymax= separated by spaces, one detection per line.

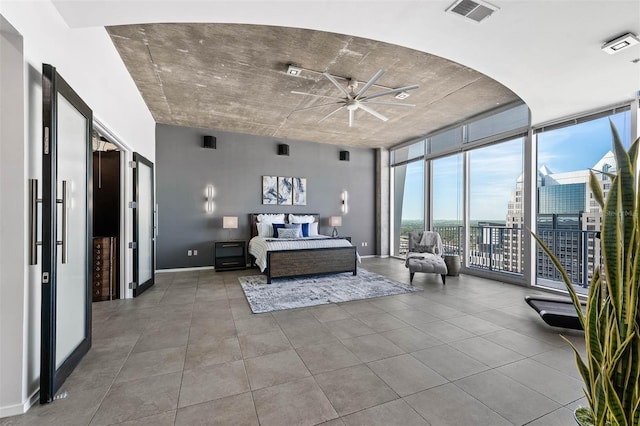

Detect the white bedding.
xmin=249 ymin=236 xmax=359 ymax=272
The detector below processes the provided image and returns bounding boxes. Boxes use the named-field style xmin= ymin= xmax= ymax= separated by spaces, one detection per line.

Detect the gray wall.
xmin=156 ymin=123 xmax=376 ymax=269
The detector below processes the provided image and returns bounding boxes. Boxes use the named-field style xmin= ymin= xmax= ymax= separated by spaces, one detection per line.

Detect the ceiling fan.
xmin=289 ymin=69 xmax=419 ymax=127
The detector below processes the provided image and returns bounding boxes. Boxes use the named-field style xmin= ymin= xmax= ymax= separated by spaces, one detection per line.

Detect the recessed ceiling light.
xmin=394 ymin=91 xmax=410 ymax=100
xmin=287 ymin=64 xmax=302 ymax=76
xmin=602 ymin=33 xmax=639 ymax=54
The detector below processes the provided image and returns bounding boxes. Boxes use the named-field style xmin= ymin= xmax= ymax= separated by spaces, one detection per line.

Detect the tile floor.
xmin=1 ymin=258 xmax=588 ymax=425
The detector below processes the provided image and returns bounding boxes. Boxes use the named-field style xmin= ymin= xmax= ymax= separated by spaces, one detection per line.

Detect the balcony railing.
xmin=536 ymin=229 xmax=602 ymax=288
xmin=467 ymin=225 xmax=523 ymax=274
xmin=400 ymin=225 xmax=601 ymax=288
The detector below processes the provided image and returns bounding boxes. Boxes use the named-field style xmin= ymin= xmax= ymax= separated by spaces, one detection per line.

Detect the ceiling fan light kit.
xmin=287 ymin=64 xmax=303 ymax=76
xmin=290 ymin=69 xmax=419 ymax=128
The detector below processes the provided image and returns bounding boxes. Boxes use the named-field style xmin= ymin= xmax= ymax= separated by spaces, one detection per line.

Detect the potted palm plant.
xmin=531 ymin=122 xmax=639 ymax=426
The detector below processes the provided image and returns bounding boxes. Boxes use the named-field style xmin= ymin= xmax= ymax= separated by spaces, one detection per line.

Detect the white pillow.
xmin=256 ymin=222 xmax=273 ymax=237
xmin=308 ymin=222 xmax=319 ymax=236
xmin=289 ymin=214 xmax=315 ymax=224
xmin=257 ymin=213 xmax=285 ymax=224
xmin=277 ymin=228 xmax=299 ymax=239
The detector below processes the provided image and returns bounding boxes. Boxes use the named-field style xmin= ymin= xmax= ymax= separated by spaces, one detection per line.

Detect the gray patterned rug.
xmin=238 ymin=269 xmax=422 ymax=314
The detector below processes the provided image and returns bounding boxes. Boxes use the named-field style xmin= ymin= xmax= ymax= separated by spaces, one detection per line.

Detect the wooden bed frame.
xmin=249 ymin=213 xmax=357 ymax=283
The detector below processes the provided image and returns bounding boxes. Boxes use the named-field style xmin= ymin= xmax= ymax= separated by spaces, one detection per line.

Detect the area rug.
xmin=238 ymin=269 xmax=422 ymax=313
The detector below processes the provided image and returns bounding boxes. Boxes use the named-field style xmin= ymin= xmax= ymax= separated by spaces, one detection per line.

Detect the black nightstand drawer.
xmin=215 ymin=257 xmax=245 ymax=269
xmin=215 ymin=240 xmax=246 ymax=271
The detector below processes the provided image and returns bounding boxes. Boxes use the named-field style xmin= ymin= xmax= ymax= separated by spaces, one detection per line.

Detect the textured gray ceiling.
xmin=107 ymin=23 xmax=521 ymax=148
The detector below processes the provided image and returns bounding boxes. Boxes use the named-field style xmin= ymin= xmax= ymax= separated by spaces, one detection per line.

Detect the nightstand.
xmin=214 ymin=240 xmax=246 ymax=271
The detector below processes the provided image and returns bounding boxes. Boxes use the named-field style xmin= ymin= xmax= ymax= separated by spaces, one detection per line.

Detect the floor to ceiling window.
xmin=432 ymin=154 xmax=463 ymax=256
xmin=468 ymin=137 xmax=524 ymax=274
xmin=391 ymin=141 xmax=424 ymax=256
xmin=389 ymin=101 xmax=638 ymax=290
xmin=535 ymin=108 xmax=632 ymax=294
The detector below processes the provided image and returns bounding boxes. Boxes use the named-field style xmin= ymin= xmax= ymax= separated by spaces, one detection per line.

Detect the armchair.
xmin=405 ymin=231 xmax=447 ymax=285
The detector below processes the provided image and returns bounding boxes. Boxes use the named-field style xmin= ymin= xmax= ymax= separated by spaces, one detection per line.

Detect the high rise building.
xmin=504 ymin=151 xmax=615 ymax=285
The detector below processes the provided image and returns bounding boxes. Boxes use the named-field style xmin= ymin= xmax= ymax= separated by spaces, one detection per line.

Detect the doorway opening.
xmin=91 ymin=131 xmax=121 ymax=302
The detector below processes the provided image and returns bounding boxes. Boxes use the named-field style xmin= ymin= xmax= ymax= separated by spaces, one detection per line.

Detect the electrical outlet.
xmin=364 ymin=242 xmax=368 ymax=247
xmin=193 ymin=250 xmax=198 ymax=256
xmin=187 ymin=250 xmax=192 ymax=256
xmin=361 ymin=242 xmax=365 ymax=247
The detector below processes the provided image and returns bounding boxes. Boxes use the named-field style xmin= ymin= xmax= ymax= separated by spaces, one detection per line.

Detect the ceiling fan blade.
xmin=363 ymin=101 xmax=416 ymax=107
xmin=358 ymin=103 xmax=388 ymax=122
xmin=291 ymin=91 xmax=344 ymax=101
xmin=362 ymin=84 xmax=419 ymax=101
xmin=287 ymin=102 xmax=345 ymax=118
xmin=355 ymin=69 xmax=385 ymax=99
xmin=349 ymin=109 xmax=355 ymax=128
xmin=318 ymin=105 xmax=346 ymax=123
xmin=323 ymin=72 xmax=353 ymax=99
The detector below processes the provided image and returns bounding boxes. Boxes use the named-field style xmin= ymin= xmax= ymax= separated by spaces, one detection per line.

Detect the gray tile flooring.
xmin=1 ymin=257 xmax=588 ymax=425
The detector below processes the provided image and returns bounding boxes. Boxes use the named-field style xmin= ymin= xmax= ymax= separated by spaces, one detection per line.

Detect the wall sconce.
xmin=223 ymin=216 xmax=238 ymax=239
xmin=205 ymin=185 xmax=215 ymax=214
xmin=329 ymin=216 xmax=342 ymax=238
xmin=341 ymin=190 xmax=349 ymax=214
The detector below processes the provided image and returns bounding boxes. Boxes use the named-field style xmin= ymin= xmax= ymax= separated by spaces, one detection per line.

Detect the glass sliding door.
xmin=535 ymin=109 xmax=631 ymax=293
xmin=40 ymin=64 xmax=92 ymax=403
xmin=432 ymin=154 xmax=464 ymax=256
xmin=468 ymin=138 xmax=524 ymax=274
xmin=132 ymin=153 xmax=155 ymax=296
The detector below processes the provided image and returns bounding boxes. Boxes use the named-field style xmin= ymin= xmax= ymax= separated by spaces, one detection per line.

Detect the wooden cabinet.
xmin=92 ymin=237 xmax=116 ymax=301
xmin=215 ymin=241 xmax=246 ymax=271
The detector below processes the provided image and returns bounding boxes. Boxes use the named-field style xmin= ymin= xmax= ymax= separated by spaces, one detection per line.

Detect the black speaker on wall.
xmin=278 ymin=144 xmax=290 ymax=156
xmin=340 ymin=150 xmax=350 ymax=161
xmin=203 ymin=135 xmax=216 ymax=149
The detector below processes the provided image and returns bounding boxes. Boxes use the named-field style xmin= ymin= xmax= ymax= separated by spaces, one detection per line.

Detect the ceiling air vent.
xmin=446 ymin=0 xmax=499 ymax=23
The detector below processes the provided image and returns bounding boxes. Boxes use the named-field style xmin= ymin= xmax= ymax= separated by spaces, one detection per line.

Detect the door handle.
xmin=29 ymin=179 xmax=43 ymax=265
xmin=56 ymin=180 xmax=68 ymax=264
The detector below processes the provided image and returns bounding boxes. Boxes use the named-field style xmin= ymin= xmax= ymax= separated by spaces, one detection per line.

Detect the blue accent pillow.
xmin=285 ymin=223 xmax=302 ymax=238
xmin=272 ymin=223 xmax=285 ymax=237
xmin=301 ymin=222 xmax=310 ymax=237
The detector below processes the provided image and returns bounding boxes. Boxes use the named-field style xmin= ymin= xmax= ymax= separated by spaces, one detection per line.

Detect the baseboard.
xmin=156 ymin=266 xmax=216 ymax=273
xmin=0 ymin=389 xmax=38 ymax=419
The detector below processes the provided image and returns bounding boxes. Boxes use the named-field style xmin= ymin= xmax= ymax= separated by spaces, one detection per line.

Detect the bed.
xmin=248 ymin=213 xmax=358 ymax=283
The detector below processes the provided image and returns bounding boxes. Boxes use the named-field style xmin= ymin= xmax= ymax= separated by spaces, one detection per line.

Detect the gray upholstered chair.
xmin=405 ymin=231 xmax=448 ymax=284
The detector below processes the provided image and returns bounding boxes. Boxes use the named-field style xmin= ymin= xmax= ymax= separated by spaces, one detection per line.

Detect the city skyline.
xmin=400 ymin=111 xmax=632 ymax=222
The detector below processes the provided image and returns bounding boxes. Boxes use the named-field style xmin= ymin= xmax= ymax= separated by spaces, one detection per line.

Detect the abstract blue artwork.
xmin=262 ymin=176 xmax=277 ymax=204
xmin=277 ymin=176 xmax=293 ymax=205
xmin=293 ymin=177 xmax=307 ymax=205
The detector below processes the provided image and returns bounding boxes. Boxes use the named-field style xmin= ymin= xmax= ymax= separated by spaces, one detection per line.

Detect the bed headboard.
xmin=249 ymin=213 xmax=320 ymax=240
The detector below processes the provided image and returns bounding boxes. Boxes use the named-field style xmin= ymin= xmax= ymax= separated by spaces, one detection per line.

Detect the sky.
xmin=400 ymin=110 xmax=633 ymax=222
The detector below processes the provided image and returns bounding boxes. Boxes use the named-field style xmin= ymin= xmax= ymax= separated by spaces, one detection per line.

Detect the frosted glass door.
xmin=40 ymin=64 xmax=92 ymax=403
xmin=133 ymin=153 xmax=155 ymax=296
xmin=55 ymin=93 xmax=88 ymax=367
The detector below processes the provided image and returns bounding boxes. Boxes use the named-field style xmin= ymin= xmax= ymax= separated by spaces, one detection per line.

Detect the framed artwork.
xmin=262 ymin=176 xmax=277 ymax=205
xmin=277 ymin=177 xmax=293 ymax=205
xmin=293 ymin=177 xmax=307 ymax=205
